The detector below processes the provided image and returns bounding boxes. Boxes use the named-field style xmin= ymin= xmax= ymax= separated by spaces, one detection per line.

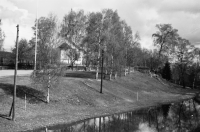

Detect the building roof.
xmin=58 ymin=39 xmax=83 ymax=52
xmin=58 ymin=42 xmax=71 ymax=50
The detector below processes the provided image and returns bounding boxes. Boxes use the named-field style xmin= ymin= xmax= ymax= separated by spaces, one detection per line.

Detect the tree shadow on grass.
xmin=65 ymin=71 xmax=96 ymax=79
xmin=0 ymin=114 xmax=11 ymax=120
xmin=65 ymin=71 xmax=107 ymax=79
xmin=0 ymin=83 xmax=46 ymax=104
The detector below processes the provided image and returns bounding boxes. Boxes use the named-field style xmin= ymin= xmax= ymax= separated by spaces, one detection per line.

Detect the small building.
xmin=58 ymin=40 xmax=84 ymax=66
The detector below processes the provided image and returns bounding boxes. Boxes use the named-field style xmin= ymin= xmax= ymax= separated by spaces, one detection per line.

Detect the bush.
xmin=162 ymin=61 xmax=171 ymax=81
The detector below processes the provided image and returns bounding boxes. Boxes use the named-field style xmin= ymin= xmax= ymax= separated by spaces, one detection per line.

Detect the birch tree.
xmin=31 ymin=14 xmax=62 ymax=103
xmin=32 ymin=14 xmax=61 ymax=68
xmin=60 ymin=9 xmax=86 ymax=69
xmin=84 ymin=11 xmax=108 ymax=79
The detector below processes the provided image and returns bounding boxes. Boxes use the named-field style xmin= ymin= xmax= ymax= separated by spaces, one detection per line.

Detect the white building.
xmin=58 ymin=41 xmax=84 ymax=66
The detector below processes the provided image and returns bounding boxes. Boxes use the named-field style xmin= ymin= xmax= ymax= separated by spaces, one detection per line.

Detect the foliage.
xmin=60 ymin=9 xmax=86 ymax=70
xmin=12 ymin=39 xmax=33 ymax=61
xmin=152 ymin=24 xmax=179 ymax=58
xmin=172 ymin=37 xmax=195 ymax=88
xmin=0 ymin=20 xmax=5 ymax=51
xmin=82 ymin=10 xmax=111 ymax=78
xmin=67 ymin=48 xmax=80 ymax=69
xmin=32 ymin=13 xmax=61 ymax=69
xmin=27 ymin=9 xmax=200 ymax=89
xmin=31 ymin=14 xmax=62 ymax=102
xmin=162 ymin=61 xmax=171 ymax=80
xmin=61 ymin=9 xmax=86 ymax=47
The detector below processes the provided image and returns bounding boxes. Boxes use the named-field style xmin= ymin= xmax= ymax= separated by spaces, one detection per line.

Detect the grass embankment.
xmin=0 ymin=71 xmax=199 ymax=131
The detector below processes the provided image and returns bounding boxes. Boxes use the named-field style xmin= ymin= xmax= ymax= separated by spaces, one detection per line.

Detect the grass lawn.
xmin=0 ymin=70 xmax=199 ymax=131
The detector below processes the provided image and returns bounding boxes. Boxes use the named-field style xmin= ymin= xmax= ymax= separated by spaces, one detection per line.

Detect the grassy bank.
xmin=0 ymin=71 xmax=199 ymax=132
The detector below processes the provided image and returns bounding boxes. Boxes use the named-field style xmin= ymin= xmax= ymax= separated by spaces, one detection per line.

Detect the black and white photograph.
xmin=0 ymin=0 xmax=200 ymax=131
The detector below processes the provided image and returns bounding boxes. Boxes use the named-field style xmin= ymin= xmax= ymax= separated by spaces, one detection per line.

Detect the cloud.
xmin=122 ymin=0 xmax=200 ymax=48
xmin=159 ymin=0 xmax=200 ymax=14
xmin=1 ymin=0 xmax=200 ymax=51
xmin=0 ymin=0 xmax=34 ymax=50
xmin=0 ymin=5 xmax=23 ymax=23
xmin=156 ymin=8 xmax=200 ymax=46
xmin=140 ymin=36 xmax=154 ymax=49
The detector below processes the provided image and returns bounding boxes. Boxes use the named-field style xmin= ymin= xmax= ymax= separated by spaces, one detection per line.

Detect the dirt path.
xmin=0 ymin=70 xmax=33 ymax=78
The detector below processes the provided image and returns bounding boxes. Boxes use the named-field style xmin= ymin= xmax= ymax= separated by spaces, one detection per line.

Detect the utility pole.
xmin=100 ymin=49 xmax=104 ymax=93
xmin=34 ymin=0 xmax=38 ymax=72
xmin=10 ymin=25 xmax=19 ymax=121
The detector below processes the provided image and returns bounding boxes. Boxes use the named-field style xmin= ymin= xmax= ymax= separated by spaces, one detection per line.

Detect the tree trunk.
xmin=104 ymin=70 xmax=107 ymax=79
xmin=124 ymin=69 xmax=127 ymax=76
xmin=47 ymin=72 xmax=50 ymax=103
xmin=193 ymin=75 xmax=196 ymax=89
xmin=96 ymin=44 xmax=101 ymax=80
xmin=39 ymin=61 xmax=41 ymax=70
xmin=109 ymin=72 xmax=112 ymax=80
xmin=181 ymin=71 xmax=185 ymax=88
xmin=96 ymin=66 xmax=99 ymax=80
xmin=182 ymin=77 xmax=185 ymax=88
xmin=114 ymin=72 xmax=117 ymax=79
xmin=71 ymin=63 xmax=74 ymax=71
xmin=158 ymin=42 xmax=164 ymax=59
xmin=128 ymin=66 xmax=130 ymax=74
xmin=119 ymin=66 xmax=121 ymax=77
xmin=47 ymin=88 xmax=49 ymax=103
xmin=109 ymin=55 xmax=114 ymax=80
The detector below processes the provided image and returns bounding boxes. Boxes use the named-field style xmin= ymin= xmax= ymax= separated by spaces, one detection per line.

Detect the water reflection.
xmin=36 ymin=99 xmax=200 ymax=132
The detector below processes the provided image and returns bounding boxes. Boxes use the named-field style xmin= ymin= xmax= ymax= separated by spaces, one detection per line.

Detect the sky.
xmin=0 ymin=0 xmax=200 ymax=51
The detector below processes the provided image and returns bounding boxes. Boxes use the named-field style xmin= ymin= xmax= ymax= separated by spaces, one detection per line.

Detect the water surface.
xmin=29 ymin=99 xmax=200 ymax=132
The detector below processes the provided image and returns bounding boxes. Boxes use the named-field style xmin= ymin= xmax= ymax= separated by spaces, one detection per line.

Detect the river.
xmin=25 ymin=98 xmax=200 ymax=132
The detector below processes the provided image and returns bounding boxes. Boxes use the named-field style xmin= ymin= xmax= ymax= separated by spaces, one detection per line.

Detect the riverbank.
xmin=0 ymin=71 xmax=199 ymax=132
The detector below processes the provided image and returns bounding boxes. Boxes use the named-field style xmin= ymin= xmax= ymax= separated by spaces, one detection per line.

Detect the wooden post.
xmin=84 ymin=121 xmax=85 ymax=132
xmin=9 ymin=101 xmax=13 ymax=117
xmin=25 ymin=94 xmax=26 ymax=111
xmin=94 ymin=118 xmax=96 ymax=131
xmin=100 ymin=49 xmax=104 ymax=93
xmin=10 ymin=25 xmax=19 ymax=121
xmin=45 ymin=127 xmax=48 ymax=132
xmin=99 ymin=117 xmax=101 ymax=132
xmin=103 ymin=117 xmax=105 ymax=132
